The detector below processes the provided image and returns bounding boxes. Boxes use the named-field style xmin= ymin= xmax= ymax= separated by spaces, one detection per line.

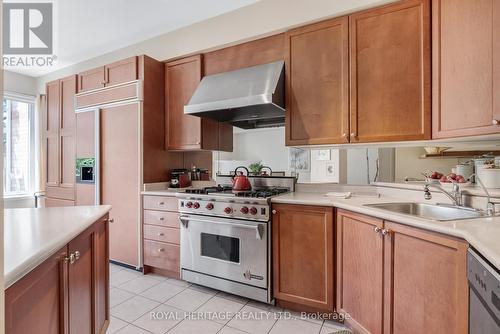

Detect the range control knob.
xmin=186 ymin=201 xmax=193 ymax=208
xmin=224 ymin=207 xmax=233 ymax=214
xmin=193 ymin=202 xmax=200 ymax=209
xmin=249 ymin=207 xmax=258 ymax=215
xmin=205 ymin=203 xmax=214 ymax=210
xmin=240 ymin=206 xmax=249 ymax=214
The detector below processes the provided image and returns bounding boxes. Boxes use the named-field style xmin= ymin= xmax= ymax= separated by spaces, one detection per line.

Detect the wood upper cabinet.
xmin=5 ymin=216 xmax=109 ymax=334
xmin=336 ymin=210 xmax=384 ymax=334
xmin=105 ymin=56 xmax=138 ymax=86
xmin=432 ymin=0 xmax=500 ymax=138
xmin=384 ymin=221 xmax=468 ymax=334
xmin=45 ymin=75 xmax=76 ymax=203
xmin=78 ymin=67 xmax=105 ymax=93
xmin=285 ymin=17 xmax=349 ymax=145
xmin=78 ymin=56 xmax=138 ymax=93
xmin=165 ymin=55 xmax=232 ymax=151
xmin=337 ymin=209 xmax=468 ymax=334
xmin=272 ymin=204 xmax=334 ymax=312
xmin=349 ymin=0 xmax=431 ymax=143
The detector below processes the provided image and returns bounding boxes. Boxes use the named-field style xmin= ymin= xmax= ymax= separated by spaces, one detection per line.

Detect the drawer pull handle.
xmin=158 ymin=248 xmax=165 ymax=252
xmin=158 ymin=202 xmax=165 ymax=205
xmin=493 ymin=119 xmax=500 ymax=125
xmin=158 ymin=233 xmax=164 ymax=236
xmin=374 ymin=226 xmax=382 ymax=234
xmin=159 ymin=217 xmax=165 ymax=221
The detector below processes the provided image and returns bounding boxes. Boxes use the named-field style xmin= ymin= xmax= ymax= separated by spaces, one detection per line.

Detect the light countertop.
xmin=4 ymin=205 xmax=111 ymax=289
xmin=272 ymin=192 xmax=500 ymax=271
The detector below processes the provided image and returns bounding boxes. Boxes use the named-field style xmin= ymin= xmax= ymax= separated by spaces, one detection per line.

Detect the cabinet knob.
xmin=272 ymin=210 xmax=277 ymax=215
xmin=158 ymin=202 xmax=165 ymax=206
xmin=108 ymin=218 xmax=114 ymax=223
xmin=381 ymin=229 xmax=391 ymax=236
xmin=374 ymin=226 xmax=382 ymax=233
xmin=159 ymin=217 xmax=165 ymax=221
xmin=69 ymin=253 xmax=76 ymax=264
xmin=158 ymin=233 xmax=164 ymax=236
xmin=350 ymin=132 xmax=357 ymax=138
xmin=158 ymin=248 xmax=165 ymax=252
xmin=74 ymin=251 xmax=80 ymax=261
xmin=493 ymin=119 xmax=500 ymax=125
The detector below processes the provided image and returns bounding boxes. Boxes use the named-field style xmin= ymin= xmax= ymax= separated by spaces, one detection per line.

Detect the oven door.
xmin=180 ymin=214 xmax=267 ymax=289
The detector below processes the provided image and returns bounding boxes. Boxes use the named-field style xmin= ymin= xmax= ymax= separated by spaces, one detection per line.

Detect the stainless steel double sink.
xmin=364 ymin=202 xmax=489 ymax=221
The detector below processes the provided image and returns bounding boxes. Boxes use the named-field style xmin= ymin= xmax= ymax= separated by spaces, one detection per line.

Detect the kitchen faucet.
xmin=423 ymin=182 xmax=463 ymax=206
xmin=468 ymin=173 xmax=496 ymax=216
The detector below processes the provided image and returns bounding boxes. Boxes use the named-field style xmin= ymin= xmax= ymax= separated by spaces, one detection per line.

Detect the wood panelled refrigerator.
xmin=74 ymin=55 xmax=182 ymax=269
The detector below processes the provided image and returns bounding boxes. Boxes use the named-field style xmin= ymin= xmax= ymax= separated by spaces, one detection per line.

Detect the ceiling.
xmin=6 ymin=0 xmax=258 ymax=77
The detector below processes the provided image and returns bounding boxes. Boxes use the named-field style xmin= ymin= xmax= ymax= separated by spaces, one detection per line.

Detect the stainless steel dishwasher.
xmin=468 ymin=249 xmax=500 ymax=333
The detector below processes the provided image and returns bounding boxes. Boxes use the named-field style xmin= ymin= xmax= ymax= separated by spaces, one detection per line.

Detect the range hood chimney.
xmin=184 ymin=61 xmax=285 ymax=129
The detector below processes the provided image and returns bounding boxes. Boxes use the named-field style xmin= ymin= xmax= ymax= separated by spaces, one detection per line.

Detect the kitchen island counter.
xmin=4 ymin=205 xmax=111 ymax=288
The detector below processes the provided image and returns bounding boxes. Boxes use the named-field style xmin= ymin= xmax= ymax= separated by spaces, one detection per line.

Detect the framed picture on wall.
xmin=289 ymin=148 xmax=310 ymax=172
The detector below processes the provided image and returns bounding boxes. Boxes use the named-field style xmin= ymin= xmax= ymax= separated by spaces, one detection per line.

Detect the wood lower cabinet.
xmin=349 ymin=0 xmax=431 ymax=143
xmin=336 ymin=210 xmax=384 ymax=334
xmin=272 ymin=204 xmax=335 ymax=312
xmin=432 ymin=0 xmax=500 ymax=138
xmin=285 ymin=17 xmax=349 ymax=145
xmin=5 ymin=215 xmax=109 ymax=334
xmin=143 ymin=195 xmax=180 ymax=278
xmin=165 ymin=55 xmax=232 ymax=151
xmin=385 ymin=221 xmax=468 ymax=334
xmin=336 ymin=209 xmax=468 ymax=334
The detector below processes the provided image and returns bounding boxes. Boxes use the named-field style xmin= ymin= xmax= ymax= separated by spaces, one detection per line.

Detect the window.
xmin=3 ymin=94 xmax=36 ymax=196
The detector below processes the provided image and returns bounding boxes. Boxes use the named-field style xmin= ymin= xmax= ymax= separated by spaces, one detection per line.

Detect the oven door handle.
xmin=179 ymin=215 xmax=264 ymax=240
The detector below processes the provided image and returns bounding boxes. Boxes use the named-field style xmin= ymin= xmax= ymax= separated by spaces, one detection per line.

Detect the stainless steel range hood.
xmin=184 ymin=61 xmax=285 ymax=129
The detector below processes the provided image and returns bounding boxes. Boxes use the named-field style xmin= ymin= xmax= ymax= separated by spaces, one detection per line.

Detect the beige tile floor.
xmin=109 ymin=263 xmax=351 ymax=334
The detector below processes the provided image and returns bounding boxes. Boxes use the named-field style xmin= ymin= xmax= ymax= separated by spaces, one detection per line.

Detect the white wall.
xmin=4 ymin=70 xmax=37 ymax=96
xmin=35 ymin=0 xmax=395 ymax=92
xmin=216 ymin=127 xmax=290 ymax=174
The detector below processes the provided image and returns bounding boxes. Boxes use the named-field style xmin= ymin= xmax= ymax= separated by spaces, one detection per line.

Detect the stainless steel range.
xmin=178 ymin=175 xmax=295 ymax=304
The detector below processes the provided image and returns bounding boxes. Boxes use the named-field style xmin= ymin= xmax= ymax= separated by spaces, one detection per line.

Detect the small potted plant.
xmin=248 ymin=162 xmax=264 ymax=176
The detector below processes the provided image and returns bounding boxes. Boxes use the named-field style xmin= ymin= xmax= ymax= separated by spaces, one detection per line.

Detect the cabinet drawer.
xmin=143 ymin=210 xmax=179 ymax=228
xmin=144 ymin=240 xmax=179 ymax=273
xmin=143 ymin=196 xmax=178 ymax=211
xmin=144 ymin=225 xmax=180 ymax=244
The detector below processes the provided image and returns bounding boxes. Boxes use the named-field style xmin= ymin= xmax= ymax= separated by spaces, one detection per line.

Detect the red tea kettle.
xmin=232 ymin=166 xmax=252 ymax=191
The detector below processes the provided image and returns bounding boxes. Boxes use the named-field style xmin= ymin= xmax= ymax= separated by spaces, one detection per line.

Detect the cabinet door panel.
xmin=59 ymin=75 xmax=76 ymax=194
xmin=105 ymin=56 xmax=138 ymax=86
xmin=384 ymin=222 xmax=468 ymax=334
xmin=350 ymin=0 xmax=431 ymax=142
xmin=433 ymin=0 xmax=498 ymax=137
xmin=272 ymin=204 xmax=334 ymax=311
xmin=285 ymin=17 xmax=349 ymax=145
xmin=78 ymin=66 xmax=105 ymax=93
xmin=68 ymin=227 xmax=94 ymax=334
xmin=165 ymin=55 xmax=202 ymax=150
xmin=101 ymin=104 xmax=140 ymax=267
xmin=5 ymin=247 xmax=68 ymax=334
xmin=45 ymin=80 xmax=60 ymax=187
xmin=94 ymin=217 xmax=110 ymax=333
xmin=337 ymin=210 xmax=384 ymax=334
